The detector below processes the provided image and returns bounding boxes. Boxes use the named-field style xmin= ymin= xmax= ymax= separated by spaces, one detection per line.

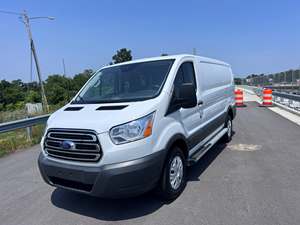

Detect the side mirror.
xmin=175 ymin=83 xmax=197 ymax=108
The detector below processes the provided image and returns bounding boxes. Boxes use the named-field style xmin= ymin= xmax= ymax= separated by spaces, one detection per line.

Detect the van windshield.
xmin=72 ymin=59 xmax=174 ymax=104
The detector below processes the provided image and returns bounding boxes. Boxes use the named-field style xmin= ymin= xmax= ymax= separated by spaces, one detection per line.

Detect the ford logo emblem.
xmin=62 ymin=140 xmax=75 ymax=150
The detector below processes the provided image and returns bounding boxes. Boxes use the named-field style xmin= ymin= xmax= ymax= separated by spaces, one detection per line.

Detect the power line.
xmin=0 ymin=10 xmax=22 ymax=15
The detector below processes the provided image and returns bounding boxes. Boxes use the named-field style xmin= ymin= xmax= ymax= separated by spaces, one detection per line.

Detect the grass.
xmin=0 ymin=109 xmax=28 ymax=123
xmin=0 ymin=124 xmax=45 ymax=157
xmin=0 ymin=104 xmax=64 ymax=157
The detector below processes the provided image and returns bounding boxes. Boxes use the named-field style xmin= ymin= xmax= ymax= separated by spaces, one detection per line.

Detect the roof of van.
xmin=102 ymin=54 xmax=230 ymax=69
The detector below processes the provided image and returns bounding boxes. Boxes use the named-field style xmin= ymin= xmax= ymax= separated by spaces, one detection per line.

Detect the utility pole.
xmin=62 ymin=58 xmax=66 ymax=76
xmin=21 ymin=11 xmax=51 ymax=112
xmin=292 ymin=69 xmax=295 ymax=92
xmin=298 ymin=65 xmax=300 ymax=94
xmin=193 ymin=48 xmax=197 ymax=55
xmin=62 ymin=58 xmax=71 ymax=101
xmin=0 ymin=9 xmax=54 ymax=113
xmin=284 ymin=71 xmax=287 ymax=83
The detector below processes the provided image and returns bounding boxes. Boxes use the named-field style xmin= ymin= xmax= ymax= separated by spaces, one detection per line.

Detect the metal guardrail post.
xmin=26 ymin=126 xmax=32 ymax=141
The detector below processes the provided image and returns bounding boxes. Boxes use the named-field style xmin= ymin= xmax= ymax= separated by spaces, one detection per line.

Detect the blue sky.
xmin=0 ymin=0 xmax=300 ymax=81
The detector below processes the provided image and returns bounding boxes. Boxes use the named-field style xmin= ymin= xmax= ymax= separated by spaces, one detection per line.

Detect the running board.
xmin=188 ymin=128 xmax=228 ymax=166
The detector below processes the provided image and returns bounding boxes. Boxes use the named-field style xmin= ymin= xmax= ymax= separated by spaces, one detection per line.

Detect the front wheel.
xmin=157 ymin=146 xmax=187 ymax=201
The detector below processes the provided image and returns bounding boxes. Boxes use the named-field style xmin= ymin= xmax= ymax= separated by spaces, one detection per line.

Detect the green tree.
xmin=45 ymin=75 xmax=71 ymax=105
xmin=234 ymin=78 xmax=242 ymax=85
xmin=25 ymin=81 xmax=40 ymax=93
xmin=72 ymin=69 xmax=93 ymax=92
xmin=44 ymin=70 xmax=93 ymax=105
xmin=112 ymin=48 xmax=132 ymax=64
xmin=0 ymin=79 xmax=25 ymax=108
xmin=25 ymin=90 xmax=41 ymax=103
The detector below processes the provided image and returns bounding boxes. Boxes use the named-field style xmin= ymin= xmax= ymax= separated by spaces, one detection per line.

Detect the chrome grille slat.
xmin=44 ymin=129 xmax=102 ymax=162
xmin=47 ymin=131 xmax=97 ymax=142
xmin=45 ymin=148 xmax=100 ymax=156
xmin=47 ymin=152 xmax=101 ymax=162
xmin=45 ymin=140 xmax=100 ymax=152
xmin=45 ymin=144 xmax=100 ymax=152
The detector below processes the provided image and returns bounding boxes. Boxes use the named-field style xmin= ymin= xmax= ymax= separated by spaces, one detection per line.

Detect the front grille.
xmin=44 ymin=129 xmax=102 ymax=162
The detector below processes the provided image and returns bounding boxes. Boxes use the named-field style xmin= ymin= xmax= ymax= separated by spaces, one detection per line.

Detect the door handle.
xmin=198 ymin=100 xmax=203 ymax=106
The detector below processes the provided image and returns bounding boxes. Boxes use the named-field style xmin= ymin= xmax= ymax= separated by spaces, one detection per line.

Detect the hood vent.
xmin=96 ymin=105 xmax=128 ymax=111
xmin=64 ymin=106 xmax=84 ymax=111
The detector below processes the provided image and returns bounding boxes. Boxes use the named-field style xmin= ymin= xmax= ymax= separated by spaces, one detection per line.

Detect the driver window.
xmin=174 ymin=62 xmax=196 ymax=85
xmin=173 ymin=62 xmax=196 ymax=97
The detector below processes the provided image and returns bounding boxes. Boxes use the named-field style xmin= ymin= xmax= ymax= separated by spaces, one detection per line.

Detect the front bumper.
xmin=38 ymin=150 xmax=166 ymax=198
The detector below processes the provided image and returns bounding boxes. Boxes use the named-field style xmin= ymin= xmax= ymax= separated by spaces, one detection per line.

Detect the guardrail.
xmin=272 ymin=91 xmax=300 ymax=102
xmin=0 ymin=114 xmax=50 ymax=134
xmin=240 ymin=85 xmax=300 ymax=111
xmin=272 ymin=92 xmax=300 ymax=111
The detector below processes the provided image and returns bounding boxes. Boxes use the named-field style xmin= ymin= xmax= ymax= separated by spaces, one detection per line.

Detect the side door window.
xmin=174 ymin=62 xmax=197 ymax=94
xmin=168 ymin=62 xmax=197 ymax=114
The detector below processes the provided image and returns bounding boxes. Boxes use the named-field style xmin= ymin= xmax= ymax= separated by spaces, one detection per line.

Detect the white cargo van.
xmin=38 ymin=54 xmax=236 ymax=200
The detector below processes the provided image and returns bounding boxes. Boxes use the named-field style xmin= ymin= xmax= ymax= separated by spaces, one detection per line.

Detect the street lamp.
xmin=21 ymin=11 xmax=55 ymax=113
xmin=0 ymin=10 xmax=54 ymax=113
xmin=29 ymin=16 xmax=55 ymax=20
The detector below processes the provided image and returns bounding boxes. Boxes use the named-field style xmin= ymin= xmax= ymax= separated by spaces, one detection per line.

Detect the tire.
xmin=157 ymin=146 xmax=187 ymax=201
xmin=221 ymin=115 xmax=233 ymax=143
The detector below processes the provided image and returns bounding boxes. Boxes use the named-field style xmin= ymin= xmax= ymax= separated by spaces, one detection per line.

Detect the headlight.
xmin=109 ymin=112 xmax=155 ymax=145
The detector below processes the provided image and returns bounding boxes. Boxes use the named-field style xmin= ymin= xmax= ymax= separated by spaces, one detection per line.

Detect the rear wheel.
xmin=157 ymin=146 xmax=187 ymax=201
xmin=221 ymin=115 xmax=233 ymax=143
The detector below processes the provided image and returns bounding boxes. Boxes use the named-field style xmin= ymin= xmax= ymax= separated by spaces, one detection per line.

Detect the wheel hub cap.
xmin=227 ymin=120 xmax=232 ymax=137
xmin=169 ymin=156 xmax=183 ymax=190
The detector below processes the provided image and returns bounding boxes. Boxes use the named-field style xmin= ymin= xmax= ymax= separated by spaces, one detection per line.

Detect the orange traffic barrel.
xmin=235 ymin=89 xmax=246 ymax=107
xmin=260 ymin=88 xmax=273 ymax=107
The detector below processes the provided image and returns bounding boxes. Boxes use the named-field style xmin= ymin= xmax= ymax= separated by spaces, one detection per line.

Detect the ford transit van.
xmin=38 ymin=54 xmax=236 ymax=200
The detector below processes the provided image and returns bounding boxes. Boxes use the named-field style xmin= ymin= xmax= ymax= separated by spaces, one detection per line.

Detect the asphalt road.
xmin=1 ymin=102 xmax=300 ymax=225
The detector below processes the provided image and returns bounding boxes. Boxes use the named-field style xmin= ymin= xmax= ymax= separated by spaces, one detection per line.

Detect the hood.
xmin=47 ymin=100 xmax=159 ymax=134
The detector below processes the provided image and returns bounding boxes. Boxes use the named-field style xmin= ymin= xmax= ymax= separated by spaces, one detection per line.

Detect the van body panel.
xmin=187 ymin=110 xmax=227 ymax=150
